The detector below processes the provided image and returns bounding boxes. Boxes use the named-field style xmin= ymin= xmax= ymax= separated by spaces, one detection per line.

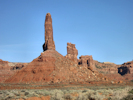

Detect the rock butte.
xmin=1 ymin=13 xmax=133 ymax=84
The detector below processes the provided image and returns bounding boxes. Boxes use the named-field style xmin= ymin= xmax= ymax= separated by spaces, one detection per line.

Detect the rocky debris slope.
xmin=5 ymin=50 xmax=109 ymax=84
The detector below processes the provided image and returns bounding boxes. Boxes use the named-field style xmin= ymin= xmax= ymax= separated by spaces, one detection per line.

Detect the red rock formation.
xmin=5 ymin=50 xmax=109 ymax=84
xmin=0 ymin=59 xmax=28 ymax=82
xmin=4 ymin=13 xmax=128 ymax=84
xmin=4 ymin=13 xmax=109 ymax=83
xmin=78 ymin=55 xmax=95 ymax=72
xmin=0 ymin=59 xmax=10 ymax=70
xmin=43 ymin=13 xmax=55 ymax=51
xmin=0 ymin=59 xmax=14 ymax=82
xmin=118 ymin=61 xmax=133 ymax=80
xmin=65 ymin=43 xmax=78 ymax=63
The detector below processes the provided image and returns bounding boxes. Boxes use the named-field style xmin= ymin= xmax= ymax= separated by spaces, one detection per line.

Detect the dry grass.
xmin=0 ymin=86 xmax=133 ymax=100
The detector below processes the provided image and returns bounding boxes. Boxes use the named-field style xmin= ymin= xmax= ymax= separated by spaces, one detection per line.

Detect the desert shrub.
xmin=21 ymin=89 xmax=26 ymax=92
xmin=109 ymin=86 xmax=133 ymax=100
xmin=76 ymin=93 xmax=86 ymax=100
xmin=82 ymin=90 xmax=87 ymax=93
xmin=102 ymin=66 xmax=106 ymax=68
xmin=91 ymin=92 xmax=105 ymax=100
xmin=95 ymin=65 xmax=102 ymax=69
xmin=76 ymin=91 xmax=105 ymax=100
xmin=121 ymin=94 xmax=133 ymax=100
xmin=131 ymin=80 xmax=133 ymax=82
xmin=129 ymin=89 xmax=133 ymax=94
xmin=64 ymin=94 xmax=73 ymax=100
xmin=50 ymin=89 xmax=64 ymax=100
xmin=25 ymin=91 xmax=29 ymax=95
xmin=35 ymin=90 xmax=50 ymax=96
xmin=108 ymin=97 xmax=111 ymax=100
xmin=99 ymin=71 xmax=105 ymax=73
xmin=62 ymin=89 xmax=71 ymax=94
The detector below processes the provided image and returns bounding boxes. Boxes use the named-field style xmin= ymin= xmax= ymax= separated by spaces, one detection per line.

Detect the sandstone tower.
xmin=65 ymin=43 xmax=78 ymax=63
xmin=43 ymin=13 xmax=55 ymax=51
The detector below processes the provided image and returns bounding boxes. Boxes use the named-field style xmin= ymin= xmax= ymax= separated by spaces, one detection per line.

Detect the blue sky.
xmin=0 ymin=0 xmax=133 ymax=64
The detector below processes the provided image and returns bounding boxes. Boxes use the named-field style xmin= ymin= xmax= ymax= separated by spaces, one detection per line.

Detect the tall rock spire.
xmin=43 ymin=13 xmax=55 ymax=51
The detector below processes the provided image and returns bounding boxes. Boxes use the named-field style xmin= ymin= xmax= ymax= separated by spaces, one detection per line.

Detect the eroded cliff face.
xmin=0 ymin=59 xmax=11 ymax=82
xmin=78 ymin=55 xmax=96 ymax=72
xmin=0 ymin=59 xmax=28 ymax=82
xmin=119 ymin=61 xmax=133 ymax=81
xmin=92 ymin=60 xmax=133 ymax=81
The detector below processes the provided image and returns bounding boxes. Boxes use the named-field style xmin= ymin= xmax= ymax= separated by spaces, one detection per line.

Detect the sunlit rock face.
xmin=43 ymin=13 xmax=55 ymax=51
xmin=65 ymin=43 xmax=78 ymax=63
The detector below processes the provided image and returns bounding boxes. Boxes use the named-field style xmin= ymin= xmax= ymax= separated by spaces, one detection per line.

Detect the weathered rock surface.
xmin=43 ymin=13 xmax=55 ymax=51
xmin=93 ymin=60 xmax=133 ymax=81
xmin=0 ymin=59 xmax=10 ymax=70
xmin=120 ymin=61 xmax=133 ymax=81
xmin=0 ymin=59 xmax=28 ymax=82
xmin=78 ymin=55 xmax=96 ymax=72
xmin=0 ymin=59 xmax=14 ymax=82
xmin=5 ymin=50 xmax=108 ymax=83
xmin=10 ymin=63 xmax=28 ymax=70
xmin=65 ymin=43 xmax=78 ymax=63
xmin=93 ymin=60 xmax=119 ymax=74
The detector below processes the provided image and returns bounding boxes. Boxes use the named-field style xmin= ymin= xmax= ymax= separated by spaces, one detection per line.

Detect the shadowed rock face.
xmin=118 ymin=66 xmax=130 ymax=76
xmin=43 ymin=13 xmax=55 ymax=51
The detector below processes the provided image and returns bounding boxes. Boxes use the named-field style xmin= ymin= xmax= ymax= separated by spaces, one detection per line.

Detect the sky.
xmin=0 ymin=0 xmax=133 ymax=64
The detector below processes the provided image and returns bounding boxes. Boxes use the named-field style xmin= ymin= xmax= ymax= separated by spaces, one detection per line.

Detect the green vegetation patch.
xmin=129 ymin=89 xmax=133 ymax=94
xmin=95 ymin=64 xmax=102 ymax=69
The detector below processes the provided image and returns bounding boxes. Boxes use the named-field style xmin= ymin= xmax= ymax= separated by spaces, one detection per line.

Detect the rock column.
xmin=43 ymin=13 xmax=55 ymax=51
xmin=65 ymin=43 xmax=78 ymax=63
